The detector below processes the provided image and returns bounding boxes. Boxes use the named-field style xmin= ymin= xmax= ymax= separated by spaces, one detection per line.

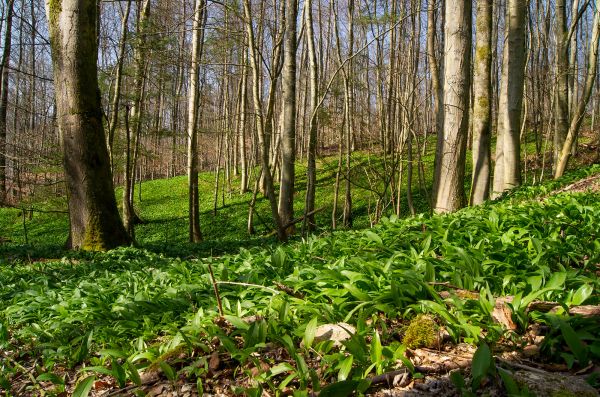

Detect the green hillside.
xmin=1 ymin=165 xmax=600 ymax=395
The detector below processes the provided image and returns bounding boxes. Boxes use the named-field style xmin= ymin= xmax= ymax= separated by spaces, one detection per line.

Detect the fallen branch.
xmin=273 ymin=281 xmax=305 ymax=299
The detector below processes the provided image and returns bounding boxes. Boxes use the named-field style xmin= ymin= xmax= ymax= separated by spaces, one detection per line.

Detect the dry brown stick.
xmin=207 ymin=262 xmax=224 ymax=317
xmin=273 ymin=281 xmax=305 ymax=299
xmin=495 ymin=356 xmax=549 ymax=375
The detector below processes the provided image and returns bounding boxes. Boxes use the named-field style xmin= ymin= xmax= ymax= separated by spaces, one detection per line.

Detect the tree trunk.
xmin=238 ymin=49 xmax=249 ymax=194
xmin=187 ymin=0 xmax=207 ymax=243
xmin=46 ymin=0 xmax=130 ymax=250
xmin=428 ymin=0 xmax=444 ymax=203
xmin=243 ymin=0 xmax=287 ymax=242
xmin=471 ymin=0 xmax=493 ymax=205
xmin=433 ymin=0 xmax=471 ymax=213
xmin=303 ymin=0 xmax=319 ymax=234
xmin=554 ymin=6 xmax=600 ymax=178
xmin=107 ymin=0 xmax=132 ymax=171
xmin=0 ymin=0 xmax=14 ymax=204
xmin=492 ymin=0 xmax=527 ymax=196
xmin=278 ymin=0 xmax=298 ymax=233
xmin=123 ymin=0 xmax=150 ymax=237
xmin=554 ymin=0 xmax=569 ymax=171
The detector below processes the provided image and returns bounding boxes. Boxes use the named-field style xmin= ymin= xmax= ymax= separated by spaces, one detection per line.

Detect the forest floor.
xmin=2 ymin=136 xmax=600 ymax=396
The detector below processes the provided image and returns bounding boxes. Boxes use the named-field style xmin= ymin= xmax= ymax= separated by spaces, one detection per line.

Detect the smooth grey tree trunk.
xmin=0 ymin=0 xmax=14 ymax=203
xmin=45 ymin=0 xmax=130 ymax=250
xmin=492 ymin=0 xmax=527 ymax=196
xmin=303 ymin=0 xmax=319 ymax=234
xmin=278 ymin=0 xmax=298 ymax=233
xmin=471 ymin=0 xmax=493 ymax=205
xmin=554 ymin=0 xmax=569 ymax=171
xmin=433 ymin=0 xmax=471 ymax=213
xmin=429 ymin=0 xmax=444 ymax=203
xmin=187 ymin=0 xmax=207 ymax=242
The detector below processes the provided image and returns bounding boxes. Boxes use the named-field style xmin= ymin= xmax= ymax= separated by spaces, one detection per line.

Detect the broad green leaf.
xmin=343 ymin=283 xmax=370 ymax=301
xmin=112 ymin=360 xmax=127 ymax=388
xmin=80 ymin=366 xmax=114 ymax=376
xmin=160 ymin=361 xmax=177 ymax=381
xmin=320 ymin=380 xmax=363 ymax=397
xmin=303 ymin=317 xmax=318 ymax=349
xmin=0 ymin=322 xmax=7 ymax=343
xmin=337 ymin=356 xmax=353 ymax=381
xmin=223 ymin=315 xmax=250 ymax=330
xmin=72 ymin=375 xmax=95 ymax=397
xmin=36 ymin=373 xmax=64 ymax=385
xmin=270 ymin=362 xmax=294 ymax=377
xmin=471 ymin=343 xmax=492 ymax=390
xmin=365 ymin=231 xmax=382 ymax=245
xmin=571 ymin=284 xmax=593 ymax=306
xmin=559 ymin=320 xmax=588 ymax=367
xmin=546 ymin=272 xmax=566 ymax=290
xmin=370 ymin=331 xmax=382 ymax=366
xmin=498 ymin=368 xmax=520 ymax=395
xmin=125 ymin=360 xmax=141 ymax=386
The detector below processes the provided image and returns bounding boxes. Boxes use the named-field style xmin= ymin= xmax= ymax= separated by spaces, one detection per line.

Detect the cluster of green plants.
xmin=2 ymin=168 xmax=600 ymax=394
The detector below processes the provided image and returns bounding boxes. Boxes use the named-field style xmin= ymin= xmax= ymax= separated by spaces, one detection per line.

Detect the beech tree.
xmin=433 ymin=0 xmax=471 ymax=213
xmin=0 ymin=0 xmax=14 ymax=203
xmin=555 ymin=5 xmax=600 ymax=178
xmin=188 ymin=0 xmax=207 ymax=243
xmin=471 ymin=0 xmax=492 ymax=205
xmin=45 ymin=0 xmax=130 ymax=250
xmin=278 ymin=0 xmax=298 ymax=234
xmin=492 ymin=0 xmax=527 ymax=196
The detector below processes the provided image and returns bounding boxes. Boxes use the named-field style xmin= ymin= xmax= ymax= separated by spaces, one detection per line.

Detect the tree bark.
xmin=433 ymin=0 xmax=471 ymax=213
xmin=554 ymin=0 xmax=569 ymax=171
xmin=554 ymin=6 xmax=600 ymax=178
xmin=187 ymin=0 xmax=207 ymax=243
xmin=471 ymin=0 xmax=493 ymax=205
xmin=428 ymin=0 xmax=444 ymax=203
xmin=302 ymin=0 xmax=319 ymax=234
xmin=278 ymin=0 xmax=298 ymax=233
xmin=123 ymin=0 xmax=150 ymax=238
xmin=492 ymin=0 xmax=527 ymax=196
xmin=45 ymin=0 xmax=130 ymax=250
xmin=243 ymin=0 xmax=287 ymax=242
xmin=107 ymin=0 xmax=132 ymax=171
xmin=0 ymin=0 xmax=14 ymax=204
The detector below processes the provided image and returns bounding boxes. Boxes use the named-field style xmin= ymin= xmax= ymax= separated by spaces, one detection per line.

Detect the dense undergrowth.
xmin=1 ymin=165 xmax=600 ymax=395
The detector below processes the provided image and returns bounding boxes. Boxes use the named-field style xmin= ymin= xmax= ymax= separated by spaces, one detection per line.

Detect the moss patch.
xmin=402 ymin=315 xmax=438 ymax=349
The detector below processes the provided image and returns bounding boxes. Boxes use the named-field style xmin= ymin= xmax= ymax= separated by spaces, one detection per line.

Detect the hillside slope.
xmin=1 ymin=166 xmax=600 ymax=395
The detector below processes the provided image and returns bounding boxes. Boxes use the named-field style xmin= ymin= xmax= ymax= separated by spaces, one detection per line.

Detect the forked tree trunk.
xmin=433 ymin=0 xmax=471 ymax=213
xmin=554 ymin=6 xmax=600 ymax=178
xmin=243 ymin=0 xmax=287 ymax=242
xmin=46 ymin=0 xmax=130 ymax=250
xmin=471 ymin=0 xmax=493 ymax=205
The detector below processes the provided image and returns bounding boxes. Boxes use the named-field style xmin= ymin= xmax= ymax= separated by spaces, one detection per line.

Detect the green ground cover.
xmin=1 ymin=165 xmax=600 ymax=395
